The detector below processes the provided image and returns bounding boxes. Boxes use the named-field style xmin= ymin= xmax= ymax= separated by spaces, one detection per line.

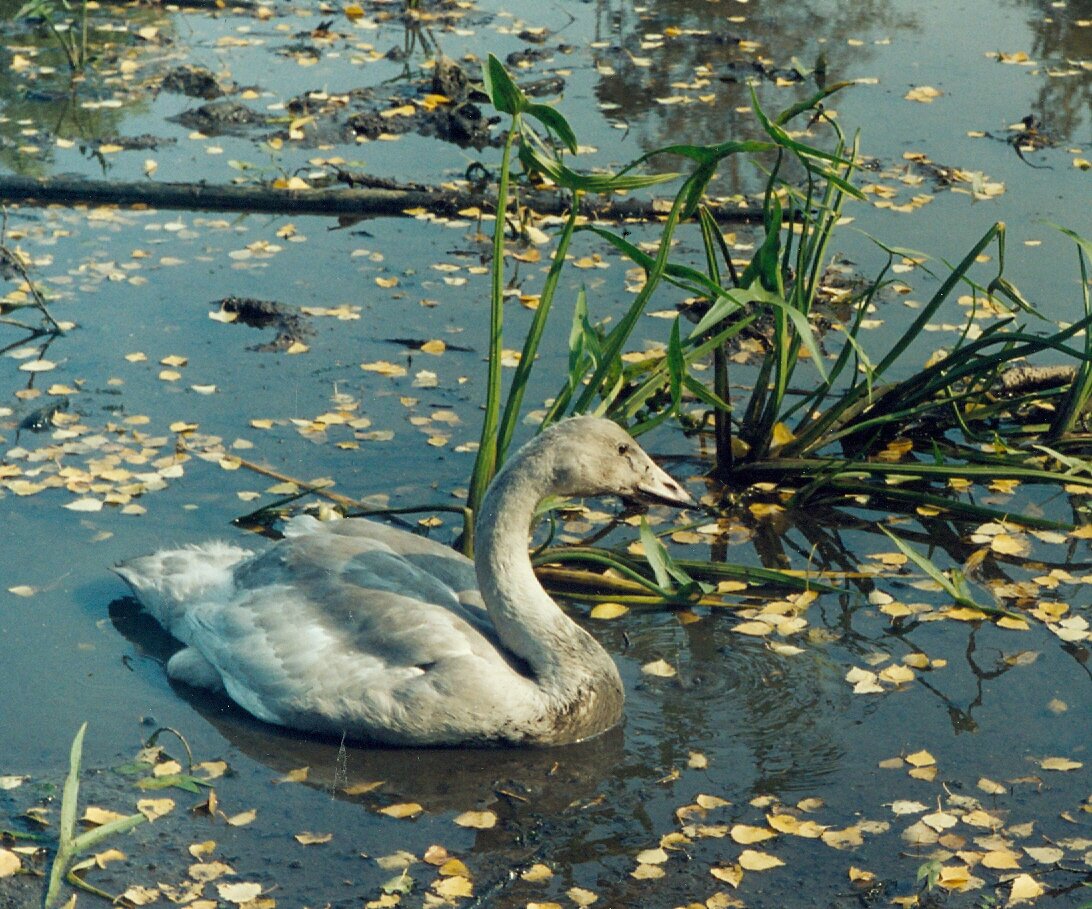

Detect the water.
xmin=1 ymin=1 xmax=1090 ymax=906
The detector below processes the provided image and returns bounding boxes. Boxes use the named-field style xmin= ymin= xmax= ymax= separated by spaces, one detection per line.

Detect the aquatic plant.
xmin=44 ymin=724 xmax=146 ymax=909
xmin=475 ymin=56 xmax=1092 ymax=541
xmin=16 ymin=0 xmax=92 ymax=74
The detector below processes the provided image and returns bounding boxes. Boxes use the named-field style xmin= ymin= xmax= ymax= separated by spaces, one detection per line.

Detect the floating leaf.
xmin=710 ymin=864 xmax=743 ymax=887
xmin=217 ymin=881 xmax=263 ymax=903
xmin=730 ymin=824 xmax=776 ymax=844
xmin=878 ymin=664 xmax=915 ymax=686
xmin=1023 ymin=846 xmax=1064 ymax=864
xmin=521 ymin=863 xmax=553 ymax=882
xmin=379 ymin=802 xmax=423 ymax=819
xmin=845 ymin=667 xmax=884 ymax=694
xmin=738 ymin=849 xmax=784 ymax=871
xmin=295 ymin=831 xmax=333 ymax=845
xmin=905 ymin=85 xmax=942 ymax=103
xmin=634 ymin=847 xmax=669 ymax=865
xmin=224 ymin=809 xmax=256 ymax=826
xmin=438 ymin=858 xmax=469 ymax=877
xmin=922 ymin=810 xmax=958 ymax=832
xmin=64 ymin=497 xmax=104 ymax=513
xmin=935 ymin=864 xmax=972 ymax=890
xmin=688 ymin=751 xmax=708 ymax=769
xmin=136 ymin=798 xmax=175 ymax=821
xmin=567 ymin=886 xmax=598 ymax=907
xmin=641 ymin=659 xmax=677 ymax=678
xmin=120 ymin=885 xmax=159 ymax=905
xmin=195 ymin=761 xmax=228 ymax=780
xmin=630 ymin=863 xmax=665 ymax=879
xmin=733 ymin=621 xmax=775 ymax=636
xmin=276 ymin=767 xmax=309 ymax=784
xmin=0 ymin=850 xmax=20 ymax=878
xmin=767 ymin=814 xmax=825 ymax=837
xmin=82 ymin=806 xmax=128 ymax=826
xmin=905 ymin=750 xmax=936 ymax=767
xmin=589 ymin=602 xmax=629 ymax=620
xmin=380 ymin=870 xmax=413 ymax=895
xmin=187 ymin=841 xmax=216 ymax=859
xmin=19 ymin=359 xmax=56 ymax=372
xmin=344 ymin=780 xmax=384 ymax=796
xmin=361 ymin=360 xmax=407 ymax=377
xmin=962 ymin=809 xmax=1003 ymax=829
xmin=1008 ymin=873 xmax=1044 ymax=904
xmin=188 ymin=860 xmax=234 ymax=882
xmin=433 ymin=876 xmax=473 ymax=899
xmin=453 ymin=810 xmax=496 ymax=829
xmin=981 ymin=849 xmax=1021 ymax=869
xmin=375 ymin=850 xmax=417 ymax=871
xmin=1038 ymin=756 xmax=1082 ymax=771
xmin=821 ymin=826 xmax=864 ymax=849
xmin=902 ymin=820 xmax=939 ymax=845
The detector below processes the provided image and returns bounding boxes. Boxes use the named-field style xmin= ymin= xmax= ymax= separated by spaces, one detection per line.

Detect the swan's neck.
xmin=475 ymin=453 xmax=619 ymax=695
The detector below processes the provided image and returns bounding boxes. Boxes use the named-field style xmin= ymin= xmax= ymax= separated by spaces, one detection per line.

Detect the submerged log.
xmin=996 ymin=364 xmax=1077 ymax=395
xmin=0 ymin=172 xmax=764 ymax=223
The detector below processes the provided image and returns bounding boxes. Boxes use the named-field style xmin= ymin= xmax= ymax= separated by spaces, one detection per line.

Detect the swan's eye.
xmin=617 ymin=443 xmax=630 ymax=456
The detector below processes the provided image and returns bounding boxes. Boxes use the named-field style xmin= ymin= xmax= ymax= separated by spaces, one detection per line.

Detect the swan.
xmin=114 ymin=416 xmax=692 ymax=746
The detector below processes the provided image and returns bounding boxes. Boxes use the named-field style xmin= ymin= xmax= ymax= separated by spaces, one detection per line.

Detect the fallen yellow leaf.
xmin=378 ymin=802 xmax=423 ymax=819
xmin=434 ymin=874 xmax=473 ymax=899
xmin=1038 ymin=756 xmax=1082 ymax=771
xmin=589 ymin=602 xmax=629 ymax=620
xmin=82 ymin=806 xmax=128 ymax=826
xmin=0 ymin=849 xmax=20 ymax=878
xmin=136 ymin=798 xmax=175 ymax=821
xmin=453 ymin=809 xmax=496 ymax=829
xmin=710 ymin=864 xmax=743 ymax=887
xmin=730 ymin=824 xmax=776 ymax=844
xmin=1008 ymin=873 xmax=1045 ymax=904
xmin=738 ymin=849 xmax=784 ymax=871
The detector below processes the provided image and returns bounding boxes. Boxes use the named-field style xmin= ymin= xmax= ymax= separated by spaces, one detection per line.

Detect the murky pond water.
xmin=1 ymin=0 xmax=1090 ymax=907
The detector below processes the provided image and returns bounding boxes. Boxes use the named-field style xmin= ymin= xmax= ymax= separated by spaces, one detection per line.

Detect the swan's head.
xmin=535 ymin=416 xmax=693 ymax=508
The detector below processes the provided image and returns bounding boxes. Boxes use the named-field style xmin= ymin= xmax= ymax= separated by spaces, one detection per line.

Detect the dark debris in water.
xmin=212 ymin=296 xmax=314 ymax=352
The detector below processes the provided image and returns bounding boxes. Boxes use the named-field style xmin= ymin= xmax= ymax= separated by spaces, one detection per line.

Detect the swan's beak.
xmin=635 ymin=462 xmax=693 ymax=508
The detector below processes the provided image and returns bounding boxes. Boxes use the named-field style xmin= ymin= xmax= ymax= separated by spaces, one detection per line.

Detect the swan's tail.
xmin=112 ymin=541 xmax=252 ymax=640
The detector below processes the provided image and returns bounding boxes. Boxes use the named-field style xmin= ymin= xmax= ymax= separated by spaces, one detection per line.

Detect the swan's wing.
xmin=180 ymin=582 xmax=507 ymax=730
xmin=283 ymin=515 xmax=484 ymax=611
xmin=174 ymin=518 xmax=530 ymax=737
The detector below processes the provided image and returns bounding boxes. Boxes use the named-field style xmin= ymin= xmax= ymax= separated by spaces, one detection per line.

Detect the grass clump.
xmin=463 ymin=55 xmax=1092 ymax=602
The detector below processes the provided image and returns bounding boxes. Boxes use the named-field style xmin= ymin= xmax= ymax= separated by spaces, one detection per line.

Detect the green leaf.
xmin=136 ymin=773 xmax=210 ymax=793
xmin=524 ymin=102 xmax=578 ymax=153
xmin=639 ymin=519 xmax=672 ymax=590
xmin=482 ymin=54 xmax=525 ymax=116
xmin=59 ymin=723 xmax=86 ymax=847
xmin=68 ymin=814 xmax=146 ymax=856
xmin=666 ymin=317 xmax=685 ymax=406
xmin=519 ymin=139 xmax=677 ymax=193
xmin=637 ymin=518 xmax=711 ymax=598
